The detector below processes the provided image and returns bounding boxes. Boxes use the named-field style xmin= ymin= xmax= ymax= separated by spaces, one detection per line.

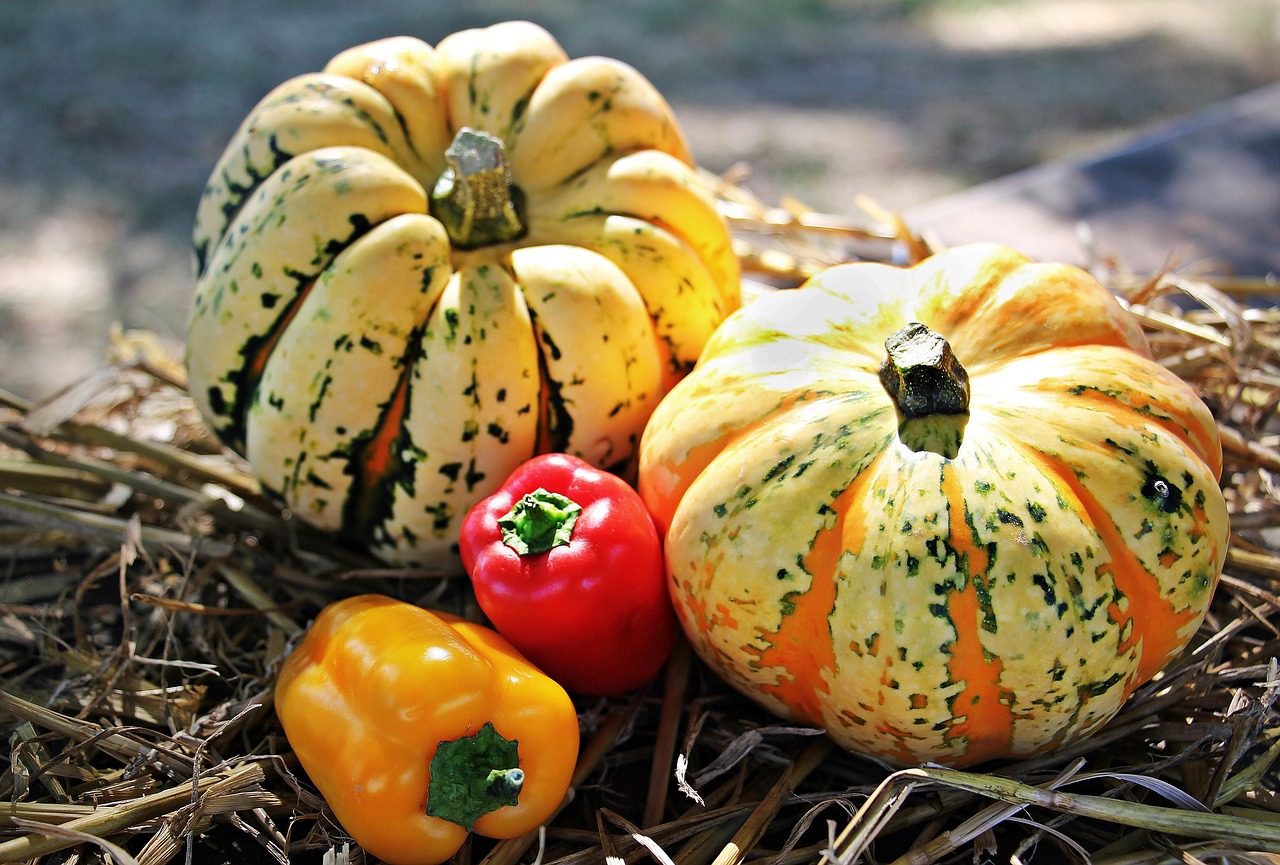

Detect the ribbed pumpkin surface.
xmin=639 ymin=243 xmax=1229 ymax=767
xmin=186 ymin=21 xmax=739 ymax=568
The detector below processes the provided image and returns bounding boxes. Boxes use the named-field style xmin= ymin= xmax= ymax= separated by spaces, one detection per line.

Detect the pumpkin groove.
xmin=937 ymin=461 xmax=1019 ymax=765
xmin=221 ymin=274 xmax=309 ymax=451
xmin=342 ymin=327 xmax=420 ymax=543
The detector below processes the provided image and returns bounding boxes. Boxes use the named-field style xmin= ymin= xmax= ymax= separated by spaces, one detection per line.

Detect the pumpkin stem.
xmin=498 ymin=488 xmax=581 ymax=555
xmin=879 ymin=322 xmax=970 ymax=458
xmin=430 ymin=127 xmax=526 ymax=249
xmin=879 ymin=322 xmax=970 ymax=417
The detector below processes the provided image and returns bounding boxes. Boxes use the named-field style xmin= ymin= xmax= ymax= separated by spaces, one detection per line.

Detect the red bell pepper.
xmin=459 ymin=453 xmax=676 ymax=695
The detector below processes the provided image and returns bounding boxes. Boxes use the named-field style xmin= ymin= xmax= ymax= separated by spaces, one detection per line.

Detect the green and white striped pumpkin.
xmin=186 ymin=21 xmax=738 ymax=568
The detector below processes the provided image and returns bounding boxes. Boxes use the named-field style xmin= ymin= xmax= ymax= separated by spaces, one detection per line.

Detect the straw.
xmin=1 ymin=180 xmax=1279 ymax=863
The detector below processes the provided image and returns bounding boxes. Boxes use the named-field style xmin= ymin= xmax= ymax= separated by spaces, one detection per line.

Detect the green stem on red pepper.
xmin=459 ymin=453 xmax=678 ymax=696
xmin=498 ymin=488 xmax=581 ymax=555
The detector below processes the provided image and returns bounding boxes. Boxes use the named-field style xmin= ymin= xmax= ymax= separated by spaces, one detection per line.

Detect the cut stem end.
xmin=430 ymin=127 xmax=526 ymax=249
xmin=879 ymin=322 xmax=970 ymax=457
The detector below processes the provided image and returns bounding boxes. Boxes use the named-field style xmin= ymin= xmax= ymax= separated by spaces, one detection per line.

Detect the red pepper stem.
xmin=498 ymin=488 xmax=582 ymax=555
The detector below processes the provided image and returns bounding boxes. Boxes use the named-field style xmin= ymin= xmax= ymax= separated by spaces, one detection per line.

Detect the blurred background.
xmin=1 ymin=0 xmax=1277 ymax=400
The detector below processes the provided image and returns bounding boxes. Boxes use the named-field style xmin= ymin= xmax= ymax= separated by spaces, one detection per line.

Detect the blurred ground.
xmin=1 ymin=0 xmax=1277 ymax=399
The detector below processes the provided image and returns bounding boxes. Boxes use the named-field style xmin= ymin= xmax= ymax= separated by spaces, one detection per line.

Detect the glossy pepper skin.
xmin=459 ymin=452 xmax=677 ymax=695
xmin=274 ymin=594 xmax=579 ymax=865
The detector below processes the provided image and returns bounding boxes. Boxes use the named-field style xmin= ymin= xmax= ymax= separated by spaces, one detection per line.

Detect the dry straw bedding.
xmin=2 ymin=185 xmax=1280 ymax=864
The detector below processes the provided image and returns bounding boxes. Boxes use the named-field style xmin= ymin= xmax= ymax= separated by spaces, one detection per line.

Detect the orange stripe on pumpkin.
xmin=743 ymin=454 xmax=883 ymax=726
xmin=939 ymin=464 xmax=1016 ymax=765
xmin=1048 ymin=377 xmax=1222 ymax=480
xmin=359 ymin=360 xmax=413 ymax=484
xmin=1042 ymin=462 xmax=1201 ymax=684
xmin=244 ymin=279 xmax=314 ymax=397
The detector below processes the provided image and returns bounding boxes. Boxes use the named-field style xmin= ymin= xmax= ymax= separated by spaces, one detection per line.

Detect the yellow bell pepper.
xmin=274 ymin=594 xmax=579 ymax=865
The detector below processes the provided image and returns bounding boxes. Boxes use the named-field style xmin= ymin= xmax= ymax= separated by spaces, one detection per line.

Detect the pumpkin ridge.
xmin=375 ymin=98 xmax=427 ymax=182
xmin=320 ymin=39 xmax=455 ymax=185
xmin=642 ymin=388 xmax=858 ymax=538
xmin=194 ymin=76 xmax=425 ymax=267
xmin=219 ymin=207 xmax=383 ymax=435
xmin=1040 ymin=362 xmax=1223 ymax=479
xmin=506 ymin=56 xmax=693 ymax=188
xmin=1011 ymin=440 xmax=1205 ymax=685
xmin=979 ymin=377 xmax=1217 ymax=481
xmin=972 ymin=348 xmax=1221 ymax=483
xmin=1067 ymin=385 xmax=1222 ymax=479
xmin=435 ymin=21 xmax=570 ymax=166
xmin=951 ymin=332 xmax=1150 ymax=370
xmin=741 ymin=448 xmax=887 ymax=726
xmin=542 ymin=212 xmax=730 ymax=389
xmin=920 ymin=253 xmax=1149 ymax=367
xmin=196 ymin=132 xmax=290 ymax=278
xmin=556 ymin=206 xmax=692 ymax=266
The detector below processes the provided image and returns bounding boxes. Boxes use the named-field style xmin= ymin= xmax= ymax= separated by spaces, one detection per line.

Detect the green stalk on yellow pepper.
xmin=274 ymin=594 xmax=580 ymax=865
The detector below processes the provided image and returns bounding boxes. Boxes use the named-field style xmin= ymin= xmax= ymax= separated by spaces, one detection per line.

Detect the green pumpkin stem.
xmin=498 ymin=488 xmax=582 ymax=555
xmin=430 ymin=127 xmax=527 ymax=249
xmin=426 ymin=721 xmax=523 ymax=831
xmin=879 ymin=322 xmax=970 ymax=458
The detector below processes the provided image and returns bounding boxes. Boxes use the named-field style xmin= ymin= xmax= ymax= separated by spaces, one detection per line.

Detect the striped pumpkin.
xmin=186 ymin=21 xmax=739 ymax=569
xmin=639 ymin=243 xmax=1229 ymax=767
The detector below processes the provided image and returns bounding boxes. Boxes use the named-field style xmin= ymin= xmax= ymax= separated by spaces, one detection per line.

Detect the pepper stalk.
xmin=498 ymin=488 xmax=582 ymax=555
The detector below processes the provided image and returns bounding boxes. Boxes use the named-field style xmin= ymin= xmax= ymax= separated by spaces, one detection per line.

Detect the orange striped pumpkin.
xmin=638 ymin=243 xmax=1229 ymax=767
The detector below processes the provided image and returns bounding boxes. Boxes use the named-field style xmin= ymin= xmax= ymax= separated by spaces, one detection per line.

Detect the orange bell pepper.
xmin=274 ymin=594 xmax=579 ymax=865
